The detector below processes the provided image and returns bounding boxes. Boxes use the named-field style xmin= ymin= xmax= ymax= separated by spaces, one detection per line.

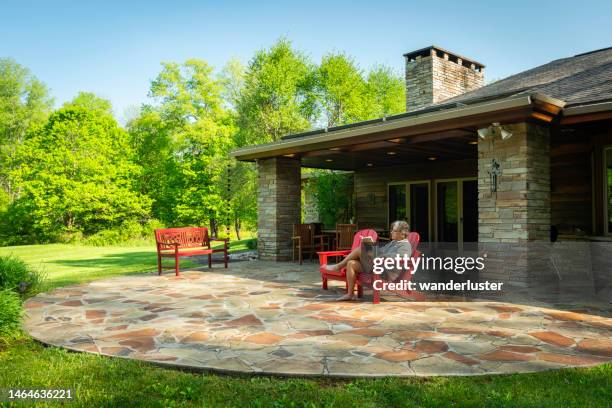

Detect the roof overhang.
xmin=560 ymin=101 xmax=612 ymax=125
xmin=231 ymin=93 xmax=565 ymax=162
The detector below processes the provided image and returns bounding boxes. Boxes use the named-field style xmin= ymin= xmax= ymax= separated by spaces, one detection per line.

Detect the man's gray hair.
xmin=391 ymin=220 xmax=410 ymax=237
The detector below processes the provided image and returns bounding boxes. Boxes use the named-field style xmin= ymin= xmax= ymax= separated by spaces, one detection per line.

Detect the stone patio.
xmin=24 ymin=261 xmax=612 ymax=377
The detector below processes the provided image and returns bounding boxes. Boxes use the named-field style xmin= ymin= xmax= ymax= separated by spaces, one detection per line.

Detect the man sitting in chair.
xmin=323 ymin=220 xmax=412 ymax=301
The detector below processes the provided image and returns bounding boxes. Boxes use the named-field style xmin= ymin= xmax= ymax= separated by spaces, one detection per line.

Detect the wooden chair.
xmin=317 ymin=229 xmax=378 ymax=291
xmin=335 ymin=224 xmax=357 ymax=250
xmin=292 ymin=224 xmax=328 ymax=264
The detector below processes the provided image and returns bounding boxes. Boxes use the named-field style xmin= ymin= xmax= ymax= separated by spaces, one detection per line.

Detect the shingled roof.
xmin=447 ymin=47 xmax=612 ymax=107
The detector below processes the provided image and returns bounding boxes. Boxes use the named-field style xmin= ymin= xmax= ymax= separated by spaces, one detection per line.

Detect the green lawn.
xmin=0 ymin=244 xmax=610 ymax=407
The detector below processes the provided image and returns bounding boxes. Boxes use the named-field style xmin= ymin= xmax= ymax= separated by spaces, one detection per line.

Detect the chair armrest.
xmin=317 ymin=250 xmax=351 ymax=257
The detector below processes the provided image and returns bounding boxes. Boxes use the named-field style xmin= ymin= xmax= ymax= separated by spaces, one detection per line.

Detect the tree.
xmin=314 ymin=53 xmax=367 ymax=127
xmin=131 ymin=59 xmax=236 ymax=236
xmin=63 ymin=92 xmax=113 ymax=116
xmin=364 ymin=65 xmax=405 ymax=119
xmin=0 ymin=58 xmax=53 ymax=199
xmin=235 ymin=38 xmax=315 ymax=146
xmin=11 ymin=106 xmax=151 ymax=241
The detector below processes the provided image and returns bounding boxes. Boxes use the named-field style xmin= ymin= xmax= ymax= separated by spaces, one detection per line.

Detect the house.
xmin=231 ymin=45 xmax=612 ymax=284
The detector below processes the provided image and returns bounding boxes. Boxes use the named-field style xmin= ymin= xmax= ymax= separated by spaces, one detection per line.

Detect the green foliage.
xmin=63 ymin=91 xmax=114 ymax=116
xmin=314 ymin=53 xmax=367 ymax=127
xmin=245 ymin=238 xmax=258 ymax=250
xmin=0 ymin=289 xmax=23 ymax=341
xmin=364 ymin=65 xmax=406 ymax=118
xmin=0 ymin=255 xmax=45 ymax=295
xmin=0 ymin=41 xmax=406 ymax=246
xmin=235 ymin=38 xmax=315 ymax=146
xmin=83 ymin=220 xmax=164 ymax=246
xmin=11 ymin=106 xmax=151 ymax=242
xmin=0 ymin=58 xmax=53 ymax=199
xmin=306 ymin=171 xmax=354 ymax=228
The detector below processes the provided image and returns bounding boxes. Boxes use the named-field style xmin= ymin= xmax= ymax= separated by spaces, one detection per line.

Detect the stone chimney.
xmin=404 ymin=46 xmax=485 ymax=112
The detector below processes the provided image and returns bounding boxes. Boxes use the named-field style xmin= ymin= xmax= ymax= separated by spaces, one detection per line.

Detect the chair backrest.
xmin=351 ymin=229 xmax=378 ymax=250
xmin=407 ymin=232 xmax=420 ymax=251
xmin=155 ymin=227 xmax=210 ymax=250
xmin=336 ymin=224 xmax=357 ymax=250
xmin=293 ymin=224 xmax=314 ymax=246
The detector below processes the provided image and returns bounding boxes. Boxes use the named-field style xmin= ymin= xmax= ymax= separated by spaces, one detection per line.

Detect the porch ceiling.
xmin=299 ymin=130 xmax=477 ymax=170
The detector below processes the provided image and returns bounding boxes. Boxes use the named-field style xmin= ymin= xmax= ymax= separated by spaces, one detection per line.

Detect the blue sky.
xmin=2 ymin=0 xmax=611 ymax=122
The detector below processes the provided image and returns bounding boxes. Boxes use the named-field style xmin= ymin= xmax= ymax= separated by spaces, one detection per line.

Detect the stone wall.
xmin=406 ymin=49 xmax=484 ymax=112
xmin=478 ymin=122 xmax=551 ymax=243
xmin=477 ymin=122 xmax=552 ymax=286
xmin=257 ymin=157 xmax=301 ymax=260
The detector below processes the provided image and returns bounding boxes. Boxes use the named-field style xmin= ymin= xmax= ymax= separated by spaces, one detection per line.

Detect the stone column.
xmin=477 ymin=122 xmax=551 ymax=285
xmin=257 ymin=157 xmax=301 ymax=261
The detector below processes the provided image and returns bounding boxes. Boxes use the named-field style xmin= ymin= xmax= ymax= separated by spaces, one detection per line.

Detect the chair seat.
xmin=318 ymin=266 xmax=346 ymax=278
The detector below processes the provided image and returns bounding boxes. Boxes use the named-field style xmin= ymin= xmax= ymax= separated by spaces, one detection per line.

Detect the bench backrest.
xmin=155 ymin=227 xmax=210 ymax=250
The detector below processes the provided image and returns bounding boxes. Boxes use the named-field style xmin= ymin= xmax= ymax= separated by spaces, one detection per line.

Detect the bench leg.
xmin=208 ymin=254 xmax=212 ymax=268
xmin=322 ymin=276 xmax=328 ymax=290
xmin=224 ymin=250 xmax=228 ymax=268
xmin=157 ymin=254 xmax=162 ymax=275
xmin=175 ymin=254 xmax=180 ymax=276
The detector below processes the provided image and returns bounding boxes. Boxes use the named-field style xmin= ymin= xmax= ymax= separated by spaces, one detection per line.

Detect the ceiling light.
xmin=325 ymin=159 xmax=333 ymax=162
xmin=366 ymin=163 xmax=373 ymax=167
xmin=387 ymin=138 xmax=404 ymax=143
xmin=428 ymin=157 xmax=437 ymax=161
xmin=477 ymin=127 xmax=489 ymax=140
xmin=283 ymin=154 xmax=295 ymax=158
xmin=468 ymin=140 xmax=478 ymax=145
xmin=500 ymin=128 xmax=513 ymax=140
xmin=477 ymin=123 xmax=513 ymax=141
xmin=329 ymin=147 xmax=341 ymax=151
xmin=387 ymin=151 xmax=397 ymax=155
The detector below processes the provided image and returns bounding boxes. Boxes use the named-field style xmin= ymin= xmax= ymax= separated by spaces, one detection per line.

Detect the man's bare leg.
xmin=338 ymin=260 xmax=361 ymax=300
xmin=324 ymin=247 xmax=361 ymax=272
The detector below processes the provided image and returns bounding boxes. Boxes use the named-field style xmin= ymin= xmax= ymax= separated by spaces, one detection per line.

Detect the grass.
xmin=0 ymin=243 xmax=610 ymax=407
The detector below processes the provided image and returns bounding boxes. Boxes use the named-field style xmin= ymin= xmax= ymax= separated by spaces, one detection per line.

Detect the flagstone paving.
xmin=24 ymin=261 xmax=612 ymax=377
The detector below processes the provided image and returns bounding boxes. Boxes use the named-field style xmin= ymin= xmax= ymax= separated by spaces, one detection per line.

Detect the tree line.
xmin=0 ymin=38 xmax=405 ymax=246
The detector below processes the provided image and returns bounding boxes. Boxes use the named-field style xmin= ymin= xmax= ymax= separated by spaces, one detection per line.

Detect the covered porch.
xmin=233 ymin=93 xmax=563 ymax=259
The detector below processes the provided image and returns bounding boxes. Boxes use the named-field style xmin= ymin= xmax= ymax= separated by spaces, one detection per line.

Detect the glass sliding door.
xmin=435 ymin=179 xmax=478 ymax=243
xmin=462 ymin=180 xmax=478 ymax=242
xmin=388 ymin=184 xmax=407 ymax=223
xmin=410 ymin=183 xmax=430 ymax=242
xmin=437 ymin=181 xmax=459 ymax=242
xmin=388 ymin=182 xmax=430 ymax=241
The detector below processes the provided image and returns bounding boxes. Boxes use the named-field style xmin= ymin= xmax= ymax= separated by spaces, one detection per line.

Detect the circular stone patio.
xmin=24 ymin=261 xmax=612 ymax=377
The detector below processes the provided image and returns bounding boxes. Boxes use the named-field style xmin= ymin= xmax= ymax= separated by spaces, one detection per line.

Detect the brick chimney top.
xmin=404 ymin=45 xmax=485 ymax=112
xmin=403 ymin=45 xmax=485 ymax=72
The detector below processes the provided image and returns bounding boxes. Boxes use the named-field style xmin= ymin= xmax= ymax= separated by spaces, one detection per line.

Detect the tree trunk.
xmin=234 ymin=218 xmax=241 ymax=241
xmin=210 ymin=218 xmax=218 ymax=238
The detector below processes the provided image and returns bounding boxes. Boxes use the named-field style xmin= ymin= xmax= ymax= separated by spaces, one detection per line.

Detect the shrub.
xmin=246 ymin=239 xmax=258 ymax=250
xmin=0 ymin=289 xmax=23 ymax=341
xmin=83 ymin=219 xmax=164 ymax=246
xmin=0 ymin=255 xmax=45 ymax=296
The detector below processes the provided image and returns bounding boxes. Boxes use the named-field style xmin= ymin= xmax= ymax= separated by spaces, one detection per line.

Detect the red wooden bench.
xmin=155 ymin=227 xmax=228 ymax=276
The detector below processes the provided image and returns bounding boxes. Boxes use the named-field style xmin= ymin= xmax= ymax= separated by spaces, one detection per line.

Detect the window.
xmin=388 ymin=184 xmax=406 ymax=222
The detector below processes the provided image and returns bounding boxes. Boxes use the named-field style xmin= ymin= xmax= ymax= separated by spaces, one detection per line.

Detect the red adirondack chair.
xmin=357 ymin=232 xmax=426 ymax=304
xmin=317 ymin=229 xmax=378 ymax=291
